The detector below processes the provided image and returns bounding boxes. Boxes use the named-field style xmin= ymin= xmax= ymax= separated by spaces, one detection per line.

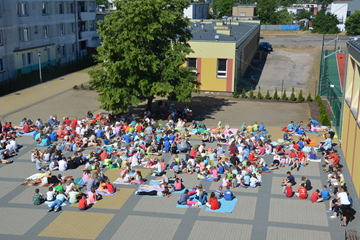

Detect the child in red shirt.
xmin=310 ymin=189 xmax=320 ymax=203
xmin=105 ymin=180 xmax=115 ymax=193
xmin=284 ymin=183 xmax=293 ymax=197
xmin=206 ymin=192 xmax=220 ymax=210
xmin=78 ymin=195 xmax=88 ymax=210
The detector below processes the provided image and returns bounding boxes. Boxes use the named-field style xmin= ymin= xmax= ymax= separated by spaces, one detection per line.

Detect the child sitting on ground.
xmin=79 ymin=194 xmax=89 ymax=210
xmin=284 ymin=183 xmax=293 ymax=197
xmin=33 ymin=188 xmax=44 ymax=205
xmin=46 ymin=187 xmax=55 ymax=202
xmin=224 ymin=186 xmax=234 ymax=200
xmin=215 ymin=186 xmax=223 ymax=199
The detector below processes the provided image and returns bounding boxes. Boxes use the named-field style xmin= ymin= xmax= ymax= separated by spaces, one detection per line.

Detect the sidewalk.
xmin=0 ymin=72 xmax=90 ymax=120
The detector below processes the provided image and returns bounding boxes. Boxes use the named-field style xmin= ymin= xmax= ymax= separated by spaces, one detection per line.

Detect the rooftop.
xmin=234 ymin=4 xmax=256 ymax=7
xmin=348 ymin=37 xmax=360 ymax=51
xmin=190 ymin=21 xmax=259 ymax=48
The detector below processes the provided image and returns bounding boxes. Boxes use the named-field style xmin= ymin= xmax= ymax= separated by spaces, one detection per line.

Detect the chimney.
xmin=314 ymin=7 xmax=317 ymax=15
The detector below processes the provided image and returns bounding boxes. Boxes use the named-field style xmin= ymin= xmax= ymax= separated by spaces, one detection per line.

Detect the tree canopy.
xmin=277 ymin=8 xmax=294 ymax=24
xmin=96 ymin=0 xmax=109 ymax=6
xmin=345 ymin=10 xmax=360 ymax=36
xmin=211 ymin=0 xmax=236 ymax=18
xmin=89 ymin=0 xmax=200 ymax=113
xmin=296 ymin=8 xmax=312 ymax=21
xmin=311 ymin=3 xmax=339 ymax=34
xmin=256 ymin=0 xmax=279 ymax=24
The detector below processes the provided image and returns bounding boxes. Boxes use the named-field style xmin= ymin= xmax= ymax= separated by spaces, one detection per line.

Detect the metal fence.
xmin=0 ymin=56 xmax=95 ymax=97
xmin=260 ymin=25 xmax=300 ymax=31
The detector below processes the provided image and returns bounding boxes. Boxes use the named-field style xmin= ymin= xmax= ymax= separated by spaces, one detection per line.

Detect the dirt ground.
xmin=243 ymin=46 xmax=321 ymax=98
xmin=3 ymin=90 xmax=311 ymax=127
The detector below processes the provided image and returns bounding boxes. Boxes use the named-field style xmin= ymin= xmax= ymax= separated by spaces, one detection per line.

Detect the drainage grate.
xmin=60 ymin=78 xmax=64 ymax=80
xmin=15 ymin=93 xmax=21 ymax=95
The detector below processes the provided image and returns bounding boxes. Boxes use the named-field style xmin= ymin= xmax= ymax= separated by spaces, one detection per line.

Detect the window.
xmin=0 ymin=57 xmax=4 ymax=72
xmin=22 ymin=54 xmax=26 ymax=67
xmin=187 ymin=58 xmax=197 ymax=68
xmin=89 ymin=1 xmax=95 ymax=12
xmin=70 ymin=2 xmax=75 ymax=13
xmin=240 ymin=12 xmax=246 ymax=17
xmin=44 ymin=25 xmax=49 ymax=38
xmin=23 ymin=27 xmax=30 ymax=41
xmin=17 ymin=4 xmax=21 ymax=16
xmin=71 ymin=22 xmax=75 ymax=34
xmin=59 ymin=2 xmax=64 ymax=14
xmin=0 ymin=5 xmax=2 ymax=18
xmin=78 ymin=2 xmax=87 ymax=12
xmin=89 ymin=20 xmax=95 ymax=31
xmin=0 ymin=30 xmax=3 ymax=46
xmin=42 ymin=2 xmax=47 ymax=15
xmin=79 ymin=21 xmax=88 ymax=31
xmin=60 ymin=23 xmax=65 ymax=35
xmin=72 ymin=43 xmax=76 ymax=54
xmin=27 ymin=52 xmax=33 ymax=65
xmin=19 ymin=28 xmax=23 ymax=42
xmin=34 ymin=26 xmax=38 ymax=34
xmin=217 ymin=59 xmax=227 ymax=78
xmin=61 ymin=45 xmax=65 ymax=57
xmin=347 ymin=11 xmax=351 ymax=17
xmin=47 ymin=48 xmax=51 ymax=61
xmin=22 ymin=3 xmax=29 ymax=16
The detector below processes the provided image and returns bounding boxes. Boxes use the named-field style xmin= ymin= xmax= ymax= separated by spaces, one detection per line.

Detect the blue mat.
xmin=45 ymin=201 xmax=67 ymax=207
xmin=252 ymin=130 xmax=269 ymax=135
xmin=176 ymin=197 xmax=204 ymax=208
xmin=149 ymin=180 xmax=161 ymax=185
xmin=21 ymin=132 xmax=34 ymax=136
xmin=199 ymin=178 xmax=215 ymax=182
xmin=302 ymin=146 xmax=318 ymax=152
xmin=74 ymin=177 xmax=83 ymax=185
xmin=37 ymin=143 xmax=53 ymax=147
xmin=305 ymin=131 xmax=318 ymax=134
xmin=205 ymin=198 xmax=238 ymax=213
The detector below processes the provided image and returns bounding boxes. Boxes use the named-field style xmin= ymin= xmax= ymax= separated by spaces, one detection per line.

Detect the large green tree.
xmin=89 ymin=0 xmax=200 ymax=113
xmin=345 ymin=10 xmax=360 ymax=36
xmin=311 ymin=4 xmax=339 ymax=34
xmin=97 ymin=0 xmax=109 ymax=6
xmin=277 ymin=8 xmax=294 ymax=24
xmin=256 ymin=0 xmax=279 ymax=24
xmin=211 ymin=0 xmax=236 ymax=18
xmin=296 ymin=8 xmax=312 ymax=21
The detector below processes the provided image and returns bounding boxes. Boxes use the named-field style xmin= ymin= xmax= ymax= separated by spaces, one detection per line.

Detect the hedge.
xmin=316 ymin=94 xmax=331 ymax=126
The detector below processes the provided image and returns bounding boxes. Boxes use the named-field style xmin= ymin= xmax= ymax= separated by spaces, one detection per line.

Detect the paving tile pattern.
xmin=266 ymin=226 xmax=331 ymax=240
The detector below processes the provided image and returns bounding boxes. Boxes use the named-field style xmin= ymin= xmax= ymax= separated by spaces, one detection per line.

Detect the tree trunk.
xmin=147 ymin=98 xmax=153 ymax=113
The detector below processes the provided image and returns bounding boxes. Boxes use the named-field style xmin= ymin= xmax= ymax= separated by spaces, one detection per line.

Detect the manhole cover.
xmin=15 ymin=93 xmax=21 ymax=95
xmin=60 ymin=78 xmax=65 ymax=80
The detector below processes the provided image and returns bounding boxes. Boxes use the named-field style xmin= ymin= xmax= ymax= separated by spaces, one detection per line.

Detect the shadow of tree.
xmin=128 ymin=96 xmax=237 ymax=122
xmin=238 ymin=51 xmax=269 ymax=92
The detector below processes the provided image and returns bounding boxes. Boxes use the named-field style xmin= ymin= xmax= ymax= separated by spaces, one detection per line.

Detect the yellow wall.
xmin=341 ymin=49 xmax=360 ymax=198
xmin=13 ymin=45 xmax=56 ymax=69
xmin=188 ymin=41 xmax=235 ymax=92
xmin=232 ymin=7 xmax=255 ymax=17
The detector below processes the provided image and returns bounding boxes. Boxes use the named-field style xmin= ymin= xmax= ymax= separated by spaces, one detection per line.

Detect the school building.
xmin=341 ymin=38 xmax=360 ymax=198
xmin=186 ymin=20 xmax=260 ymax=93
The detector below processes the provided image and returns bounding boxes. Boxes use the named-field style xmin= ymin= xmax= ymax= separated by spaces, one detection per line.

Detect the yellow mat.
xmin=38 ymin=211 xmax=114 ymax=239
xmin=70 ymin=188 xmax=134 ymax=210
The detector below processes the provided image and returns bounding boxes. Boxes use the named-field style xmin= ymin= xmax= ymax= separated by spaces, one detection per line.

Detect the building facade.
xmin=330 ymin=1 xmax=360 ymax=32
xmin=186 ymin=21 xmax=260 ymax=92
xmin=184 ymin=3 xmax=209 ymax=20
xmin=341 ymin=38 xmax=360 ymax=198
xmin=0 ymin=0 xmax=98 ymax=82
xmin=232 ymin=4 xmax=256 ymax=19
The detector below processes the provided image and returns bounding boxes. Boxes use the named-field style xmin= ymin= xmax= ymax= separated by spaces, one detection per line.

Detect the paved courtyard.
xmin=0 ymin=128 xmax=358 ymax=240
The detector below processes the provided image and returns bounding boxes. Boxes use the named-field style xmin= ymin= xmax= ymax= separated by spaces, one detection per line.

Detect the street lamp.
xmin=38 ymin=52 xmax=42 ymax=83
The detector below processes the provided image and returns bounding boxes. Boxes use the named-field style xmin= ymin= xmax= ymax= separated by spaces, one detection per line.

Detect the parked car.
xmin=259 ymin=42 xmax=273 ymax=51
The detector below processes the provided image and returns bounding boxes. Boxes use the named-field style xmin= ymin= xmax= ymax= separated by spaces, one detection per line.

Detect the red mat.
xmin=281 ymin=127 xmax=288 ymax=132
xmin=306 ymin=139 xmax=317 ymax=147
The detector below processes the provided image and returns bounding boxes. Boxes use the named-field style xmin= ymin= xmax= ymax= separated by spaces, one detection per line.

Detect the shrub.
xmin=73 ymin=85 xmax=78 ymax=89
xmin=302 ymin=26 xmax=307 ymax=31
xmin=81 ymin=83 xmax=84 ymax=90
xmin=298 ymin=90 xmax=304 ymax=101
xmin=273 ymin=88 xmax=279 ymax=100
xmin=241 ymin=89 xmax=246 ymax=98
xmin=307 ymin=92 xmax=312 ymax=101
xmin=265 ymin=90 xmax=270 ymax=99
xmin=290 ymin=87 xmax=296 ymax=101
xmin=257 ymin=87 xmax=262 ymax=99
xmin=281 ymin=88 xmax=287 ymax=100
xmin=249 ymin=87 xmax=255 ymax=99
xmin=233 ymin=88 xmax=239 ymax=98
xmin=315 ymin=94 xmax=331 ymax=126
xmin=89 ymin=86 xmax=93 ymax=90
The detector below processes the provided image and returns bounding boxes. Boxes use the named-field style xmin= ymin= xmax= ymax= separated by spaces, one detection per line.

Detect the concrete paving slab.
xmin=188 ymin=220 xmax=252 ymax=240
xmin=266 ymin=226 xmax=331 ymax=240
xmin=133 ymin=196 xmax=187 ymax=215
xmin=0 ymin=207 xmax=47 ymax=235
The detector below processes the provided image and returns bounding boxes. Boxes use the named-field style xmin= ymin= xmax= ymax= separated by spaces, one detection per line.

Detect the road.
xmin=260 ymin=35 xmax=348 ymax=49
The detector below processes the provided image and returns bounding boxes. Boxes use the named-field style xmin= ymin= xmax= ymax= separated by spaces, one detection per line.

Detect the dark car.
xmin=259 ymin=42 xmax=273 ymax=51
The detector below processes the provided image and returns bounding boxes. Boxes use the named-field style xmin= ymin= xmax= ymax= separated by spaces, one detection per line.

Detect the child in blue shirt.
xmin=320 ymin=185 xmax=330 ymax=200
xmin=224 ymin=186 xmax=234 ymax=200
xmin=218 ymin=163 xmax=224 ymax=174
xmin=164 ymin=139 xmax=171 ymax=153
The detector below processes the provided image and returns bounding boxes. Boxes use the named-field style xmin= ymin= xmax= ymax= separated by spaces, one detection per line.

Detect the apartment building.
xmin=0 ymin=0 xmax=99 ymax=82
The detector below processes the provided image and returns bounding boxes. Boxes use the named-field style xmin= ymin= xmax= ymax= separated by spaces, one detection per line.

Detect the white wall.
xmin=331 ymin=2 xmax=348 ymax=32
xmin=184 ymin=4 xmax=209 ymax=20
